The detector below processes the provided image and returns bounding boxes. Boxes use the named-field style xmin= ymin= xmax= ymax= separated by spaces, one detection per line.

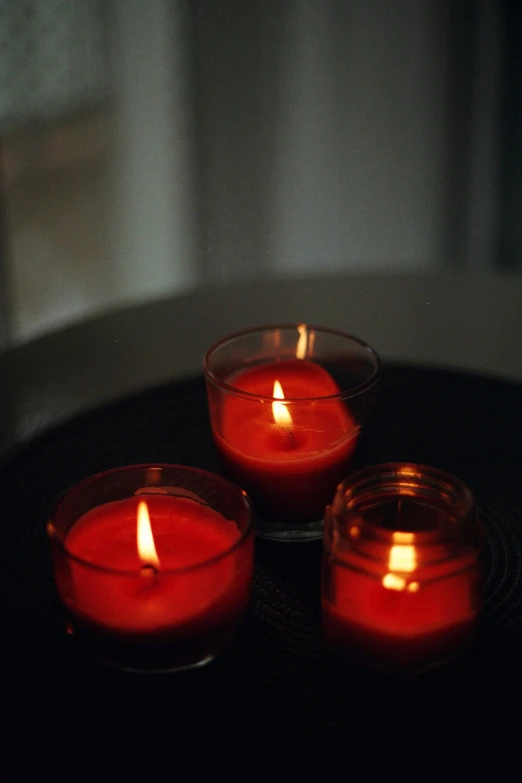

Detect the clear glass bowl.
xmin=204 ymin=323 xmax=381 ymax=541
xmin=48 ymin=464 xmax=254 ymax=672
xmin=322 ymin=462 xmax=484 ymax=674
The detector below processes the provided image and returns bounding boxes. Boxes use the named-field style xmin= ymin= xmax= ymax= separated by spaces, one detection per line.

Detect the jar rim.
xmin=327 ymin=462 xmax=481 ymax=557
xmin=203 ymin=322 xmax=382 ymax=403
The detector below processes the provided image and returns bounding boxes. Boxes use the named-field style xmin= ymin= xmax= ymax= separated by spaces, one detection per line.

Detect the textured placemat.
xmin=2 ymin=364 xmax=522 ymax=773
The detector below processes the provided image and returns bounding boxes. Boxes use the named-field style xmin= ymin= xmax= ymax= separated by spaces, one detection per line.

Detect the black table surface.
xmin=2 ymin=362 xmax=522 ymax=776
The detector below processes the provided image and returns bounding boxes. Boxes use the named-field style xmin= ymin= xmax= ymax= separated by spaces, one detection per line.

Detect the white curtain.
xmin=0 ymin=0 xmax=106 ymax=346
xmin=190 ymin=0 xmax=521 ymax=275
xmin=0 ymin=0 xmax=520 ymax=346
xmin=0 ymin=0 xmax=105 ymax=130
xmin=191 ymin=0 xmax=450 ymax=278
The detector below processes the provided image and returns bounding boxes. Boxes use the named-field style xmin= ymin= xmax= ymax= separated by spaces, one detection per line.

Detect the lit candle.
xmin=213 ymin=359 xmax=357 ymax=523
xmin=48 ymin=465 xmax=253 ymax=672
xmin=322 ymin=463 xmax=484 ymax=674
xmin=205 ymin=325 xmax=380 ymax=541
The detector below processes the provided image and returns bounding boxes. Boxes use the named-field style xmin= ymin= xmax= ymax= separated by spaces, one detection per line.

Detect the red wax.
xmin=323 ymin=557 xmax=481 ymax=671
xmin=57 ymin=495 xmax=251 ymax=640
xmin=215 ymin=360 xmax=358 ymax=520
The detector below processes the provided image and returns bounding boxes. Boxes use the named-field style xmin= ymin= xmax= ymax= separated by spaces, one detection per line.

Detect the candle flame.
xmin=382 ymin=543 xmax=417 ymax=591
xmin=137 ymin=501 xmax=160 ymax=568
xmin=388 ymin=544 xmax=417 ymax=573
xmin=272 ymin=380 xmax=293 ymax=425
xmin=296 ymin=324 xmax=308 ymax=360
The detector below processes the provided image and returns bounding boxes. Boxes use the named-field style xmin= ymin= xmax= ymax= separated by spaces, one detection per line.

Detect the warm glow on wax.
xmin=272 ymin=380 xmax=293 ymax=425
xmin=393 ymin=531 xmax=414 ymax=545
xmin=137 ymin=501 xmax=160 ymax=568
xmin=382 ymin=573 xmax=407 ymax=591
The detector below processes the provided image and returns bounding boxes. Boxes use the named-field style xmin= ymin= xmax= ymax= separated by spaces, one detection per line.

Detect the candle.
xmin=204 ymin=324 xmax=381 ymax=541
xmin=215 ymin=359 xmax=357 ymax=521
xmin=322 ymin=464 xmax=484 ymax=674
xmin=48 ymin=465 xmax=253 ymax=672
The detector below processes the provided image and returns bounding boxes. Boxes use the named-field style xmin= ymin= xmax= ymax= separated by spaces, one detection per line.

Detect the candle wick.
xmin=281 ymin=425 xmax=297 ymax=451
xmin=140 ymin=563 xmax=159 ymax=579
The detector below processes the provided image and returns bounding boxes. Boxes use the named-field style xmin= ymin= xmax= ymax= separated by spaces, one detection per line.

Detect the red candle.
xmin=62 ymin=494 xmax=245 ymax=633
xmin=214 ymin=359 xmax=358 ymax=521
xmin=48 ymin=467 xmax=254 ymax=671
xmin=323 ymin=534 xmax=482 ymax=672
xmin=322 ymin=464 xmax=484 ymax=674
xmin=204 ymin=324 xmax=381 ymax=541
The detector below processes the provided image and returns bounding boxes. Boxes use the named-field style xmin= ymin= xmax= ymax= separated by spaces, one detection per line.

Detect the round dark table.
xmin=1 ymin=354 xmax=522 ymax=776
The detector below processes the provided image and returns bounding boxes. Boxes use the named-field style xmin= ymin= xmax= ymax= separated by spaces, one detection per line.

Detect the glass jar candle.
xmin=204 ymin=323 xmax=381 ymax=541
xmin=322 ymin=463 xmax=484 ymax=674
xmin=48 ymin=464 xmax=254 ymax=672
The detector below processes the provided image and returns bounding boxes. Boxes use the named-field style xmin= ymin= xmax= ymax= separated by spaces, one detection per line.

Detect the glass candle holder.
xmin=322 ymin=463 xmax=484 ymax=675
xmin=47 ymin=464 xmax=254 ymax=673
xmin=203 ymin=324 xmax=381 ymax=542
